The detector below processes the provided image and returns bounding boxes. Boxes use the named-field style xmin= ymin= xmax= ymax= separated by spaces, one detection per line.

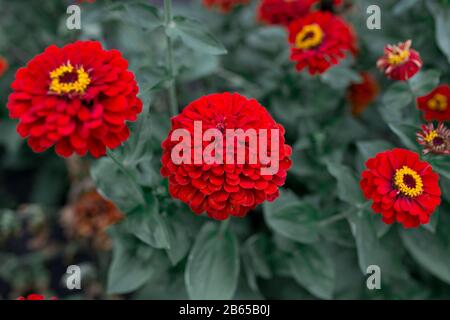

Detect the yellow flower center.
xmin=427 ymin=93 xmax=448 ymax=111
xmin=295 ymin=24 xmax=324 ymax=50
xmin=394 ymin=166 xmax=423 ymax=198
xmin=424 ymin=130 xmax=438 ymax=143
xmin=387 ymin=49 xmax=410 ymax=65
xmin=49 ymin=62 xmax=91 ymax=95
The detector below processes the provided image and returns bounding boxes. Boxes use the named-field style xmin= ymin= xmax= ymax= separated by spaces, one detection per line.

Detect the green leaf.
xmin=289 ymin=244 xmax=335 ymax=299
xmin=400 ymin=214 xmax=450 ymax=284
xmin=393 ymin=0 xmax=421 ymax=15
xmin=427 ymin=1 xmax=450 ymax=63
xmin=388 ymin=123 xmax=420 ymax=151
xmin=357 ymin=140 xmax=394 ymax=162
xmin=242 ymin=234 xmax=272 ymax=291
xmin=107 ymin=227 xmax=155 ymax=294
xmin=408 ymin=70 xmax=441 ymax=96
xmin=263 ymin=200 xmax=320 ymax=244
xmin=348 ymin=209 xmax=404 ymax=276
xmin=422 ymin=209 xmax=440 ymax=233
xmin=430 ymin=156 xmax=450 ymax=179
xmin=121 ymin=2 xmax=162 ymax=32
xmin=185 ymin=223 xmax=239 ymax=299
xmin=125 ymin=195 xmax=170 ymax=250
xmin=382 ymin=82 xmax=413 ymax=109
xmin=170 ymin=16 xmax=227 ymax=55
xmin=165 ymin=214 xmax=192 ymax=265
xmin=91 ymin=158 xmax=142 ymax=213
xmin=326 ymin=162 xmax=365 ymax=205
xmin=321 ymin=66 xmax=361 ymax=90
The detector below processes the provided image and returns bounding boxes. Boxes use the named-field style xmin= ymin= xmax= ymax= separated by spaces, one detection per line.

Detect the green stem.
xmin=106 ymin=149 xmax=146 ymax=206
xmin=318 ymin=212 xmax=347 ymax=227
xmin=164 ymin=0 xmax=178 ymax=117
xmin=219 ymin=219 xmax=230 ymax=235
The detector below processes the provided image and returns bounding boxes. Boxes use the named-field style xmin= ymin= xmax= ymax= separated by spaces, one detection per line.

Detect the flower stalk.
xmin=164 ymin=0 xmax=179 ymax=117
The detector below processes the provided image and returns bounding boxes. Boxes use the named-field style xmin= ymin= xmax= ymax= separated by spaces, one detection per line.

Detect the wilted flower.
xmin=360 ymin=148 xmax=441 ymax=228
xmin=417 ymin=122 xmax=450 ymax=155
xmin=61 ymin=190 xmax=123 ymax=250
xmin=416 ymin=84 xmax=450 ymax=122
xmin=257 ymin=0 xmax=316 ymax=26
xmin=7 ymin=41 xmax=142 ymax=158
xmin=377 ymin=40 xmax=422 ymax=81
xmin=0 ymin=56 xmax=8 ymax=77
xmin=288 ymin=11 xmax=357 ymax=75
xmin=160 ymin=93 xmax=292 ymax=220
xmin=202 ymin=0 xmax=250 ymax=12
xmin=347 ymin=72 xmax=379 ymax=116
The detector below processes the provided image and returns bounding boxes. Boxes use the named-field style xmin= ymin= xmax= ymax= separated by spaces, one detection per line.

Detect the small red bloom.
xmin=347 ymin=72 xmax=379 ymax=116
xmin=17 ymin=294 xmax=57 ymax=300
xmin=0 ymin=56 xmax=8 ymax=77
xmin=377 ymin=40 xmax=422 ymax=81
xmin=288 ymin=11 xmax=357 ymax=75
xmin=202 ymin=0 xmax=250 ymax=12
xmin=257 ymin=0 xmax=316 ymax=26
xmin=417 ymin=84 xmax=450 ymax=122
xmin=160 ymin=93 xmax=292 ymax=220
xmin=417 ymin=122 xmax=450 ymax=155
xmin=7 ymin=41 xmax=142 ymax=158
xmin=360 ymin=148 xmax=441 ymax=228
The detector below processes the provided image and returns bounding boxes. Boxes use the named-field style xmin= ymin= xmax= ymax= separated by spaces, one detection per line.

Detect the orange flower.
xmin=0 ymin=56 xmax=8 ymax=77
xmin=62 ymin=190 xmax=123 ymax=249
xmin=347 ymin=72 xmax=379 ymax=116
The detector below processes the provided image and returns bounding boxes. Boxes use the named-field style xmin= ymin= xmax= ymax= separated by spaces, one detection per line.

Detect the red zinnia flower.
xmin=360 ymin=148 xmax=441 ymax=228
xmin=257 ymin=0 xmax=316 ymax=26
xmin=7 ymin=41 xmax=142 ymax=158
xmin=0 ymin=56 xmax=8 ymax=78
xmin=417 ymin=122 xmax=450 ymax=155
xmin=417 ymin=84 xmax=450 ymax=122
xmin=377 ymin=40 xmax=422 ymax=81
xmin=288 ymin=11 xmax=357 ymax=75
xmin=17 ymin=294 xmax=57 ymax=300
xmin=347 ymin=72 xmax=379 ymax=116
xmin=160 ymin=93 xmax=292 ymax=220
xmin=202 ymin=0 xmax=250 ymax=12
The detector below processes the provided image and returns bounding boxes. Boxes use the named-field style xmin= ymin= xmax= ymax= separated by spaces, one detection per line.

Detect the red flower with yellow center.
xmin=417 ymin=122 xmax=450 ymax=155
xmin=7 ymin=41 xmax=142 ymax=158
xmin=160 ymin=93 xmax=292 ymax=220
xmin=202 ymin=0 xmax=250 ymax=12
xmin=257 ymin=0 xmax=316 ymax=26
xmin=377 ymin=40 xmax=422 ymax=81
xmin=360 ymin=148 xmax=441 ymax=228
xmin=346 ymin=72 xmax=379 ymax=116
xmin=417 ymin=84 xmax=450 ymax=122
xmin=0 ymin=56 xmax=8 ymax=78
xmin=288 ymin=11 xmax=357 ymax=75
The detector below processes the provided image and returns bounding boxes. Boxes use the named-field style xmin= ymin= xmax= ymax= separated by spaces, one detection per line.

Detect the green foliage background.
xmin=0 ymin=0 xmax=449 ymax=299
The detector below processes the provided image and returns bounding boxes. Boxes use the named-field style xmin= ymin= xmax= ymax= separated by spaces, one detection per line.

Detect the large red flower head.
xmin=257 ymin=0 xmax=316 ymax=26
xmin=347 ymin=72 xmax=379 ymax=116
xmin=202 ymin=0 xmax=250 ymax=12
xmin=377 ymin=40 xmax=422 ymax=81
xmin=288 ymin=11 xmax=357 ymax=75
xmin=160 ymin=93 xmax=292 ymax=220
xmin=7 ymin=41 xmax=142 ymax=158
xmin=417 ymin=84 xmax=450 ymax=122
xmin=0 ymin=56 xmax=8 ymax=77
xmin=360 ymin=148 xmax=441 ymax=228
